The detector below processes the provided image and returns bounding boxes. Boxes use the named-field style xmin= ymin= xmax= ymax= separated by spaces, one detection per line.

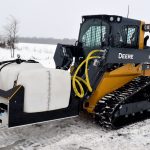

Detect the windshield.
xmin=79 ymin=19 xmax=110 ymax=51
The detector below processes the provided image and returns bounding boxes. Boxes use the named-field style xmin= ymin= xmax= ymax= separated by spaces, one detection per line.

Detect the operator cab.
xmin=78 ymin=15 xmax=141 ymax=56
xmin=54 ymin=15 xmax=150 ymax=70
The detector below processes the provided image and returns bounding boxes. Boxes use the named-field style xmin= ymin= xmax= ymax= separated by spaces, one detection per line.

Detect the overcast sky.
xmin=0 ymin=0 xmax=149 ymax=39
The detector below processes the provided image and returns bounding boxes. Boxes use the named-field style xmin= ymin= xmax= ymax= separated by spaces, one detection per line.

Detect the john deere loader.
xmin=1 ymin=15 xmax=150 ymax=129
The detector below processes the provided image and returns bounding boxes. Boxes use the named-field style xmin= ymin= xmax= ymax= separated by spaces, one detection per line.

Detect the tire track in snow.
xmin=0 ymin=139 xmax=26 ymax=150
xmin=0 ymin=115 xmax=150 ymax=150
xmin=0 ymin=117 xmax=80 ymax=150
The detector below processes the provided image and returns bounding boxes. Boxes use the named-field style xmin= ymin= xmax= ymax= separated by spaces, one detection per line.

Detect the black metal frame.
xmin=0 ymin=86 xmax=80 ymax=127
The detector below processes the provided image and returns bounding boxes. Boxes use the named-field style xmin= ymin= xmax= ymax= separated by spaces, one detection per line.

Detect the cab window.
xmin=79 ymin=19 xmax=110 ymax=51
xmin=121 ymin=26 xmax=138 ymax=47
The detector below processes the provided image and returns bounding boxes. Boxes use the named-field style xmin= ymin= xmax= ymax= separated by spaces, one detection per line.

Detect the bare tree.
xmin=4 ymin=16 xmax=19 ymax=57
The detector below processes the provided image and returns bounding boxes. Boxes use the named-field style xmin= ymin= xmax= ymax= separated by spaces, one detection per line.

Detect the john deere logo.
xmin=118 ymin=53 xmax=134 ymax=60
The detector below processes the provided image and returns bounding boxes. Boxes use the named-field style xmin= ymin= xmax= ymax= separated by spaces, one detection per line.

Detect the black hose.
xmin=0 ymin=59 xmax=38 ymax=71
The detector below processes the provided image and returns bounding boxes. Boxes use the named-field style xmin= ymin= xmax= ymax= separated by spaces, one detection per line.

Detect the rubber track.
xmin=94 ymin=76 xmax=150 ymax=129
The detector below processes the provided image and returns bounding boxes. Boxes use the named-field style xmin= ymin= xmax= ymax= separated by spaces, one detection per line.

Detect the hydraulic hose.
xmin=72 ymin=50 xmax=104 ymax=98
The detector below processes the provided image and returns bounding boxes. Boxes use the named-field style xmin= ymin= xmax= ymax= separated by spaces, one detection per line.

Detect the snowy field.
xmin=0 ymin=43 xmax=150 ymax=150
xmin=0 ymin=43 xmax=56 ymax=68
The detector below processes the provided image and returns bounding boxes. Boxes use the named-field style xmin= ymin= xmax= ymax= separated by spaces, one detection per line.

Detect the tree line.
xmin=18 ymin=37 xmax=76 ymax=45
xmin=0 ymin=16 xmax=76 ymax=58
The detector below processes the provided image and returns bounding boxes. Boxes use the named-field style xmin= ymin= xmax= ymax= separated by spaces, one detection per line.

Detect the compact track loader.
xmin=1 ymin=15 xmax=150 ymax=129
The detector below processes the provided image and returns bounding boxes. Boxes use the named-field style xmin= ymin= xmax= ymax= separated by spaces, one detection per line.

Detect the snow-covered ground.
xmin=0 ymin=114 xmax=150 ymax=150
xmin=0 ymin=43 xmax=150 ymax=150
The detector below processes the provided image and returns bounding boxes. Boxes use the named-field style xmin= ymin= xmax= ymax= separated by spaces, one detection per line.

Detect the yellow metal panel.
xmin=85 ymin=64 xmax=142 ymax=113
xmin=108 ymin=64 xmax=141 ymax=76
xmin=139 ymin=21 xmax=145 ymax=49
xmin=143 ymin=70 xmax=150 ymax=76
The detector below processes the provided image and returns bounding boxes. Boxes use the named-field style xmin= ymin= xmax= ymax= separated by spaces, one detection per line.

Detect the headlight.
xmin=110 ymin=16 xmax=114 ymax=22
xmin=117 ymin=17 xmax=121 ymax=22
